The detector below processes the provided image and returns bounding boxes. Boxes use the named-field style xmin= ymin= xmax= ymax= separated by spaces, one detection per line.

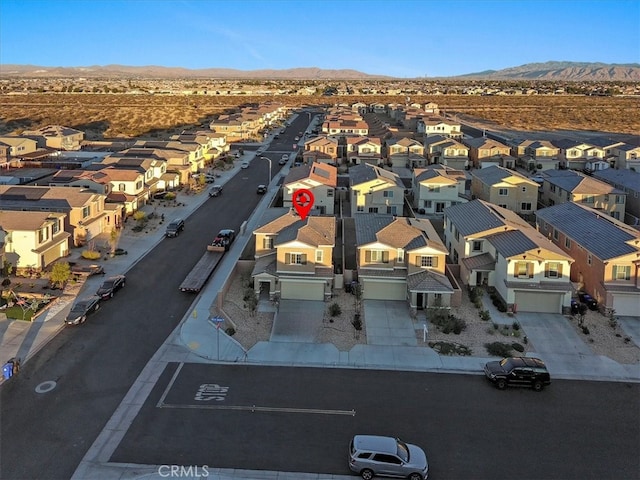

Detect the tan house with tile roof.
xmin=349 ymin=164 xmax=405 ymax=216
xmin=444 ymin=199 xmax=574 ymax=313
xmin=418 ymin=117 xmax=462 ymax=139
xmin=252 ymin=212 xmax=335 ymax=301
xmin=413 ymin=165 xmax=467 ymax=214
xmin=465 ymin=137 xmax=513 ymax=169
xmin=303 ymin=136 xmax=340 ymax=163
xmin=22 ymin=125 xmax=84 ymax=151
xmin=423 ymin=135 xmax=470 ymax=170
xmin=512 ymin=139 xmax=560 ymax=172
xmin=345 ymin=136 xmax=382 ymax=165
xmin=0 ymin=211 xmax=71 ymax=272
xmin=0 ymin=136 xmax=39 ymax=165
xmin=0 ymin=185 xmax=110 ymax=247
xmin=471 ymin=165 xmax=540 ymax=216
xmin=538 ymin=169 xmax=626 ymax=221
xmin=100 ymin=167 xmax=148 ymax=215
xmin=386 ymin=137 xmax=426 ymax=168
xmin=283 ymin=162 xmax=337 ymax=215
xmin=354 ymin=215 xmax=458 ymax=309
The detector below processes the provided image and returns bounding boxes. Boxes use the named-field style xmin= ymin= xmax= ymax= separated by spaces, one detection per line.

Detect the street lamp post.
xmin=261 ymin=156 xmax=272 ymax=185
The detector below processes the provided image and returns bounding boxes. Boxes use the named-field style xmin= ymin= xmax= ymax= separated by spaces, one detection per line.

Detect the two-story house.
xmin=21 ymin=125 xmax=85 ymax=151
xmin=101 ymin=155 xmax=169 ymax=194
xmin=536 ymin=202 xmax=640 ymax=316
xmin=386 ymin=137 xmax=426 ymax=168
xmin=349 ymin=164 xmax=405 ymax=216
xmin=465 ymin=137 xmax=514 ymax=169
xmin=471 ymin=165 xmax=540 ymax=216
xmin=100 ymin=167 xmax=148 ymax=215
xmin=593 ymin=168 xmax=640 ymax=226
xmin=345 ymin=136 xmax=383 ymax=166
xmin=252 ymin=212 xmax=335 ymax=301
xmin=0 ymin=136 xmax=39 ymax=166
xmin=511 ymin=139 xmax=560 ymax=171
xmin=303 ymin=136 xmax=340 ymax=164
xmin=443 ymin=199 xmax=574 ymax=313
xmin=538 ymin=169 xmax=627 ymax=221
xmin=283 ymin=162 xmax=337 ymax=215
xmin=413 ymin=165 xmax=467 ymax=214
xmin=0 ymin=211 xmax=71 ymax=273
xmin=552 ymin=139 xmax=604 ymax=171
xmin=418 ymin=117 xmax=462 ymax=139
xmin=354 ymin=215 xmax=455 ymax=309
xmin=613 ymin=143 xmax=640 ymax=171
xmin=0 ymin=185 xmax=109 ymax=246
xmin=423 ymin=135 xmax=470 ymax=170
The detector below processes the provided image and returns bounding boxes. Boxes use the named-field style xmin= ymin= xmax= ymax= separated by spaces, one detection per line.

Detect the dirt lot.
xmin=1 ymin=93 xmax=638 ymax=139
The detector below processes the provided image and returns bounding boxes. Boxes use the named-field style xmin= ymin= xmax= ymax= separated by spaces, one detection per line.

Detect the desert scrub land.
xmin=1 ymin=93 xmax=638 ymax=139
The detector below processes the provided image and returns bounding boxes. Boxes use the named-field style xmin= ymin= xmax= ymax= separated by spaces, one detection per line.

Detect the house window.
xmin=262 ymin=237 xmax=274 ymax=249
xmin=52 ymin=220 xmax=60 ymax=234
xmin=472 ymin=240 xmax=483 ymax=252
xmin=515 ymin=261 xmax=533 ymax=278
xmin=454 ymin=230 xmax=460 ymax=241
xmin=82 ymin=205 xmax=90 ymax=218
xmin=368 ymin=207 xmax=378 ymax=213
xmin=38 ymin=226 xmax=49 ymax=243
xmin=550 ymin=184 xmax=556 ymax=193
xmin=327 ymin=189 xmax=334 ymax=197
xmin=611 ymin=211 xmax=620 ymax=220
xmin=553 ymin=229 xmax=559 ymax=240
xmin=428 ymin=186 xmax=440 ymax=192
xmin=286 ymin=253 xmax=307 ymax=265
xmin=119 ymin=183 xmax=126 ymax=191
xmin=424 ymin=200 xmax=432 ymax=208
xmin=545 ymin=262 xmax=562 ymax=278
xmin=383 ymin=191 xmax=393 ymax=198
xmin=612 ymin=265 xmax=631 ymax=280
xmin=315 ymin=250 xmax=323 ymax=263
xmin=521 ymin=186 xmax=527 ymax=192
xmin=498 ymin=204 xmax=507 ymax=209
xmin=521 ymin=202 xmax=532 ymax=211
xmin=587 ymin=254 xmax=592 ymax=265
xmin=419 ymin=256 xmax=438 ymax=267
xmin=583 ymin=196 xmax=594 ymax=204
xmin=368 ymin=250 xmax=389 ymax=263
xmin=615 ymin=195 xmax=624 ymax=204
xmin=565 ymin=237 xmax=571 ymax=248
xmin=397 ymin=249 xmax=404 ymax=263
xmin=356 ymin=206 xmax=364 ymax=212
xmin=498 ymin=188 xmax=508 ymax=196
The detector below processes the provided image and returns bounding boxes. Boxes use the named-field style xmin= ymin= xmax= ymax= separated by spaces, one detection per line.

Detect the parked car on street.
xmin=209 ymin=185 xmax=223 ymax=197
xmin=348 ymin=435 xmax=428 ymax=480
xmin=241 ymin=161 xmax=250 ymax=169
xmin=165 ymin=218 xmax=185 ymax=237
xmin=65 ymin=296 xmax=101 ymax=325
xmin=96 ymin=275 xmax=126 ymax=300
xmin=578 ymin=292 xmax=598 ymax=310
xmin=256 ymin=184 xmax=267 ymax=194
xmin=484 ymin=356 xmax=551 ymax=391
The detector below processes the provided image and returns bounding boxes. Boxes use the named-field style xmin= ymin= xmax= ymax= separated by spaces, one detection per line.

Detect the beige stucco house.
xmin=386 ymin=137 xmax=426 ymax=168
xmin=22 ymin=125 xmax=85 ymax=151
xmin=252 ymin=213 xmax=335 ymax=301
xmin=413 ymin=165 xmax=468 ymax=214
xmin=423 ymin=135 xmax=470 ymax=170
xmin=471 ymin=165 xmax=540 ymax=216
xmin=283 ymin=162 xmax=337 ymax=215
xmin=349 ymin=164 xmax=405 ymax=216
xmin=444 ymin=199 xmax=574 ymax=313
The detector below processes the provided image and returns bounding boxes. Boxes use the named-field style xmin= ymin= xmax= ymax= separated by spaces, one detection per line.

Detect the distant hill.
xmin=0 ymin=64 xmax=392 ymax=80
xmin=457 ymin=61 xmax=640 ymax=81
xmin=1 ymin=61 xmax=638 ymax=81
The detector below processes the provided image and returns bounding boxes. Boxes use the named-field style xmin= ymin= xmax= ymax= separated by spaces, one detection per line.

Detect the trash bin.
xmin=2 ymin=362 xmax=13 ymax=380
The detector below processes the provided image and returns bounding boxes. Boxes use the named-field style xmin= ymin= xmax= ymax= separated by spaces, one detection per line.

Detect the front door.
xmin=416 ymin=293 xmax=425 ymax=310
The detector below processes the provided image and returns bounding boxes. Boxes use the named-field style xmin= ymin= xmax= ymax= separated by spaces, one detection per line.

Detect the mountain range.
xmin=1 ymin=61 xmax=638 ymax=81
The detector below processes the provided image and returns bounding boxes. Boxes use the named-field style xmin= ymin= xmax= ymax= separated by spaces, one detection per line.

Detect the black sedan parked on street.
xmin=65 ymin=296 xmax=101 ymax=325
xmin=96 ymin=275 xmax=126 ymax=300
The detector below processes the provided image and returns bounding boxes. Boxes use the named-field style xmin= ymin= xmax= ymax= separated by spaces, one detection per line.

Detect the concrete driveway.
xmin=270 ymin=300 xmax=325 ymax=342
xmin=515 ymin=312 xmax=593 ymax=355
xmin=364 ymin=300 xmax=417 ymax=346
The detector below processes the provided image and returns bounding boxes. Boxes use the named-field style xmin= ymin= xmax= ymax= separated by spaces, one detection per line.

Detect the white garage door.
xmin=362 ymin=279 xmax=406 ymax=301
xmin=611 ymin=294 xmax=640 ymax=317
xmin=280 ymin=281 xmax=324 ymax=301
xmin=515 ymin=292 xmax=562 ymax=313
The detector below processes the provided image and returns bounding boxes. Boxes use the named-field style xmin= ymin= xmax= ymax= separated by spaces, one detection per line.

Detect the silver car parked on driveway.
xmin=348 ymin=435 xmax=428 ymax=480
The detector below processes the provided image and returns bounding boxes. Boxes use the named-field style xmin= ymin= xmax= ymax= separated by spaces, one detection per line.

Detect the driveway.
xmin=515 ymin=312 xmax=593 ymax=355
xmin=270 ymin=300 xmax=325 ymax=342
xmin=364 ymin=300 xmax=417 ymax=346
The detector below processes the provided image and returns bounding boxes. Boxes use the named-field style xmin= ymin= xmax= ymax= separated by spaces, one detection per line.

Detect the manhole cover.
xmin=35 ymin=380 xmax=57 ymax=393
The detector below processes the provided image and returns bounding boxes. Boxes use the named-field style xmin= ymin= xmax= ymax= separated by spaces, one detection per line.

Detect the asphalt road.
xmin=113 ymin=363 xmax=640 ymax=480
xmin=0 ymin=127 xmax=299 ymax=480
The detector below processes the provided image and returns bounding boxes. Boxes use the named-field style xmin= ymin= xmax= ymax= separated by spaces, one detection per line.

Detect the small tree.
xmin=109 ymin=227 xmax=121 ymax=254
xmin=50 ymin=261 xmax=72 ymax=289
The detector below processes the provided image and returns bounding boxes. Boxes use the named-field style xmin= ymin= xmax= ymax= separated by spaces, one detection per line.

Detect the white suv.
xmin=348 ymin=435 xmax=428 ymax=480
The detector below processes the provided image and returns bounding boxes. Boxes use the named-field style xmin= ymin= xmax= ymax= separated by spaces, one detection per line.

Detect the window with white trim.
xmin=499 ymin=188 xmax=508 ymax=196
xmin=613 ymin=265 xmax=631 ymax=280
xmin=315 ymin=250 xmax=323 ymax=263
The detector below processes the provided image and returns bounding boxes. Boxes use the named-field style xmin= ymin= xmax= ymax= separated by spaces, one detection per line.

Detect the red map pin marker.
xmin=292 ymin=189 xmax=315 ymax=220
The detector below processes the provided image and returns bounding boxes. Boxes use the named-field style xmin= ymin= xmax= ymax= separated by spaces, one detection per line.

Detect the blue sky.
xmin=1 ymin=0 xmax=638 ymax=77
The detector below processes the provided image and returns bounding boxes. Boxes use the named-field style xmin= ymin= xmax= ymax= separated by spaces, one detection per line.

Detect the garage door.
xmin=362 ymin=279 xmax=406 ymax=301
xmin=611 ymin=294 xmax=640 ymax=317
xmin=514 ymin=291 xmax=562 ymax=313
xmin=280 ymin=281 xmax=324 ymax=301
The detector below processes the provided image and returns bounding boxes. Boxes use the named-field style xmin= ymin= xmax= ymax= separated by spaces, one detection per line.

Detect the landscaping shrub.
xmin=479 ymin=310 xmax=491 ymax=321
xmin=432 ymin=314 xmax=467 ymax=335
xmin=512 ymin=321 xmax=520 ymax=330
xmin=485 ymin=341 xmax=513 ymax=357
xmin=328 ymin=303 xmax=342 ymax=317
xmin=352 ymin=317 xmax=362 ymax=330
xmin=225 ymin=327 xmax=235 ymax=336
xmin=81 ymin=250 xmax=101 ymax=260
xmin=428 ymin=341 xmax=472 ymax=356
xmin=512 ymin=342 xmax=525 ymax=353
